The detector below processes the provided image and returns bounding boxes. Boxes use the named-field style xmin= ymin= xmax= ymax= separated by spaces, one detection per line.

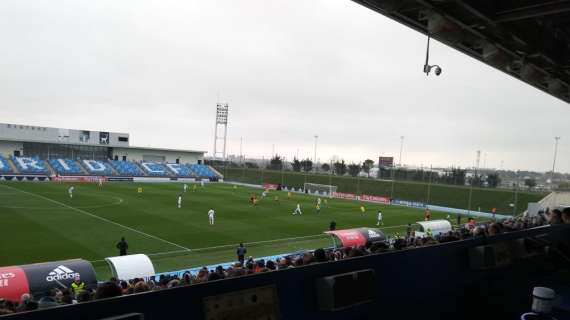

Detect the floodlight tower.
xmin=213 ymin=103 xmax=229 ymax=160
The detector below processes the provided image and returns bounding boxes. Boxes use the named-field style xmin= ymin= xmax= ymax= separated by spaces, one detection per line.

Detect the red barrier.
xmin=262 ymin=183 xmax=279 ymax=190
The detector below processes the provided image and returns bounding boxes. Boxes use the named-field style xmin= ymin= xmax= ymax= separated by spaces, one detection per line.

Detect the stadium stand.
xmin=48 ymin=159 xmax=84 ymax=175
xmin=109 ymin=160 xmax=144 ymax=176
xmin=0 ymin=154 xmax=14 ymax=173
xmin=165 ymin=163 xmax=194 ymax=177
xmin=139 ymin=162 xmax=170 ymax=176
xmin=81 ymin=159 xmax=114 ymax=176
xmin=2 ymin=215 xmax=568 ymax=319
xmin=11 ymin=156 xmax=48 ymax=174
xmin=190 ymin=164 xmax=218 ymax=178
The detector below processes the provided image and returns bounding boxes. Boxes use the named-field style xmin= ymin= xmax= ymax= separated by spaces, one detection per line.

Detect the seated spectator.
xmin=313 ymin=248 xmax=327 ymax=262
xmin=76 ymin=290 xmax=92 ymax=303
xmin=549 ymin=209 xmax=563 ymax=225
xmin=562 ymin=207 xmax=570 ymax=224
xmin=95 ymin=282 xmax=122 ymax=300
xmin=134 ymin=281 xmax=150 ymax=293
xmin=16 ymin=293 xmax=38 ymax=312
xmin=37 ymin=296 xmax=59 ymax=310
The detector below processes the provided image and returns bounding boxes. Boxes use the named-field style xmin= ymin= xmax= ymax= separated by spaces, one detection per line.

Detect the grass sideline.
xmin=217 ymin=167 xmax=546 ymax=214
xmin=1 ymin=181 xmax=452 ymax=279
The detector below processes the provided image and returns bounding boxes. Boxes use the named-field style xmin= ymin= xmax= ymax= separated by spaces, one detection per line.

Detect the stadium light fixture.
xmin=423 ymin=34 xmax=442 ymax=76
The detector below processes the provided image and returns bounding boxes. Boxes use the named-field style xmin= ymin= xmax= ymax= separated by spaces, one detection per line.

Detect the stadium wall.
xmin=0 ymin=141 xmax=23 ymax=157
xmin=5 ymin=225 xmax=567 ymax=320
xmin=111 ymin=148 xmax=202 ymax=164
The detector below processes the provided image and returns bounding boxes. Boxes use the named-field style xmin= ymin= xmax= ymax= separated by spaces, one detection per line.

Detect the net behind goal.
xmin=304 ymin=183 xmax=337 ymax=198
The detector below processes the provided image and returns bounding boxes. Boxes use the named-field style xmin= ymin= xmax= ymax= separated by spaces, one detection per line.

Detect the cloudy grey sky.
xmin=0 ymin=0 xmax=568 ymax=172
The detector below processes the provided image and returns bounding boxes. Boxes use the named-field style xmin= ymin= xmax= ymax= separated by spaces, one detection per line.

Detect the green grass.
xmin=217 ymin=167 xmax=546 ymax=214
xmin=0 ymin=181 xmax=448 ymax=280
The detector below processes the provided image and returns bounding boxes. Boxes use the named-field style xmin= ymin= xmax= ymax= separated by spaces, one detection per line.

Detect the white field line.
xmin=0 ymin=184 xmax=191 ymax=252
xmin=90 ymin=224 xmax=415 ymax=263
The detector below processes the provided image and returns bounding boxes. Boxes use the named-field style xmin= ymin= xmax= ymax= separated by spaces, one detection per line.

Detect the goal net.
xmin=304 ymin=183 xmax=337 ymax=198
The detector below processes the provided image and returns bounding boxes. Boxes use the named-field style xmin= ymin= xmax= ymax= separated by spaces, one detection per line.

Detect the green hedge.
xmin=217 ymin=167 xmax=546 ymax=215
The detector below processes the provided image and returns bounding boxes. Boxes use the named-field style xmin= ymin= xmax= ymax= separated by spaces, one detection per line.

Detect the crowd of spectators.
xmin=1 ymin=207 xmax=568 ymax=316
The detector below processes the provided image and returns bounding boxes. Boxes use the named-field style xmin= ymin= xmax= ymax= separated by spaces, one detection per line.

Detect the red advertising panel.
xmin=262 ymin=183 xmax=279 ymax=190
xmin=326 ymin=229 xmax=367 ymax=247
xmin=0 ymin=266 xmax=30 ymax=302
xmin=332 ymin=192 xmax=358 ymax=200
xmin=359 ymin=194 xmax=390 ymax=204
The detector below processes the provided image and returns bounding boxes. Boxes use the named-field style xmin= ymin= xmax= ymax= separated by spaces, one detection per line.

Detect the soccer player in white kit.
xmin=98 ymin=178 xmax=103 ymax=187
xmin=177 ymin=194 xmax=182 ymax=208
xmin=68 ymin=186 xmax=75 ymax=199
xmin=377 ymin=210 xmax=383 ymax=226
xmin=292 ymin=203 xmax=302 ymax=215
xmin=183 ymin=184 xmax=188 ymax=192
xmin=208 ymin=208 xmax=215 ymax=225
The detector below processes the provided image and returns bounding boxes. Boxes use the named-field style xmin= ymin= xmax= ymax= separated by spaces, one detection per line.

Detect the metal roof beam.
xmin=494 ymin=0 xmax=570 ymax=23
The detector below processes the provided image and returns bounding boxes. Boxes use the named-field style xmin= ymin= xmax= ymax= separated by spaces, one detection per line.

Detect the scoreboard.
xmin=378 ymin=156 xmax=394 ymax=167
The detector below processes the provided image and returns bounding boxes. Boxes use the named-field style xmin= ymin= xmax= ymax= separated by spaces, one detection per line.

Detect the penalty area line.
xmin=0 ymin=184 xmax=191 ymax=252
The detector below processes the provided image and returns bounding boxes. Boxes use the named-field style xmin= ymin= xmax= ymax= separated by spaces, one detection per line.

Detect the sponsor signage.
xmin=20 ymin=259 xmax=97 ymax=296
xmin=359 ymin=194 xmax=390 ymax=204
xmin=107 ymin=177 xmax=134 ymax=182
xmin=332 ymin=192 xmax=358 ymax=200
xmin=392 ymin=199 xmax=426 ymax=208
xmin=133 ymin=177 xmax=171 ymax=182
xmin=262 ymin=183 xmax=280 ymax=190
xmin=0 ymin=266 xmax=30 ymax=302
xmin=326 ymin=228 xmax=386 ymax=248
xmin=52 ymin=176 xmax=107 ymax=183
xmin=378 ymin=156 xmax=394 ymax=167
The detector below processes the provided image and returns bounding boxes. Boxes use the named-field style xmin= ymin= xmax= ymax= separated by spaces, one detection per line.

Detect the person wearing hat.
xmin=70 ymin=275 xmax=86 ymax=298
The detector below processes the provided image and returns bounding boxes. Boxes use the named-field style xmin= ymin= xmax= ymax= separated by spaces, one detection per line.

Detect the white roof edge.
xmin=0 ymin=138 xmax=206 ymax=154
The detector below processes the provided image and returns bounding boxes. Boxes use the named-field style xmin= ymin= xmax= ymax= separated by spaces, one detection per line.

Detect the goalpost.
xmin=303 ymin=183 xmax=337 ymax=198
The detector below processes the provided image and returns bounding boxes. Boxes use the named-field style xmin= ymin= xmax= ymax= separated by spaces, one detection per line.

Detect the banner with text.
xmin=51 ymin=176 xmax=107 ymax=183
xmin=359 ymin=194 xmax=391 ymax=204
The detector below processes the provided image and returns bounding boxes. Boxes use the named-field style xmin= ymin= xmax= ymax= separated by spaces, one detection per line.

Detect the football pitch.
xmin=0 ymin=182 xmax=451 ymax=279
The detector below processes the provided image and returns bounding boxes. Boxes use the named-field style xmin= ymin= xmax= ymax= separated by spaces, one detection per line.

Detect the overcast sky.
xmin=0 ymin=0 xmax=568 ymax=172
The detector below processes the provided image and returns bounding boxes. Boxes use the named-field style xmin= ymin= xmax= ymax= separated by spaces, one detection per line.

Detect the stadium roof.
xmin=352 ymin=0 xmax=570 ymax=104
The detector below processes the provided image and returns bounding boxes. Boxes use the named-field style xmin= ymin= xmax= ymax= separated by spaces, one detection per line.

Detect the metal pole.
xmin=399 ymin=136 xmax=404 ymax=167
xmin=426 ymin=165 xmax=432 ymax=204
xmin=552 ymin=136 xmax=561 ymax=183
xmin=314 ymin=135 xmax=318 ymax=173
xmin=239 ymin=137 xmax=243 ymax=164
xmin=390 ymin=165 xmax=396 ymax=199
xmin=329 ymin=159 xmax=333 ymax=198
xmin=281 ymin=156 xmax=285 ymax=186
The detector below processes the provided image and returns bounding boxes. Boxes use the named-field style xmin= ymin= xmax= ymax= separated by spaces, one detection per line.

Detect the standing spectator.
xmin=406 ymin=223 xmax=413 ymax=238
xmin=116 ymin=237 xmax=128 ymax=256
xmin=236 ymin=243 xmax=247 ymax=265
xmin=70 ymin=275 xmax=86 ymax=298
xmin=424 ymin=208 xmax=431 ymax=221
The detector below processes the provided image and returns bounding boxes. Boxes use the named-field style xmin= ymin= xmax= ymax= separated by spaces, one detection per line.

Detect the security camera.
xmin=434 ymin=66 xmax=442 ymax=76
xmin=423 ymin=34 xmax=443 ymax=77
